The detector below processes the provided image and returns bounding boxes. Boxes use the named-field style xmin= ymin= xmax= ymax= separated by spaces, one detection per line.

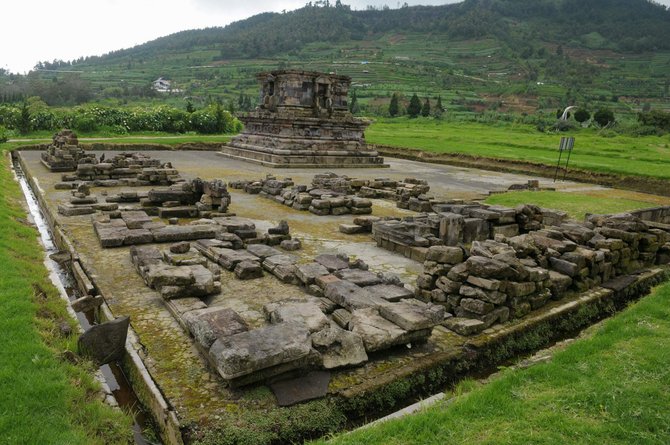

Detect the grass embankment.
xmin=320 ymin=279 xmax=670 ymax=445
xmin=484 ymin=190 xmax=670 ymax=220
xmin=367 ymin=119 xmax=670 ymax=180
xmin=0 ymin=147 xmax=132 ymax=444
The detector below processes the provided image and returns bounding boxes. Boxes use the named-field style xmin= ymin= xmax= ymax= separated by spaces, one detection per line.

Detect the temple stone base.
xmin=219 ymin=144 xmax=388 ymax=168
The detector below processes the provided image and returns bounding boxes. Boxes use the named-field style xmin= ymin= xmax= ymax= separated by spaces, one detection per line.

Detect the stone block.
xmin=438 ymin=212 xmax=464 ymax=246
xmin=315 ymin=274 xmax=340 ymax=289
xmin=466 ymin=256 xmax=514 ymax=279
xmin=447 ymin=263 xmax=469 ymax=282
xmin=492 ymin=224 xmax=519 ymax=238
xmin=123 ymin=229 xmax=153 ymax=245
xmin=246 ymin=244 xmax=282 ymax=260
xmin=459 ymin=285 xmax=507 ymax=305
xmin=151 ymin=225 xmax=219 ymax=243
xmin=378 ymin=299 xmax=445 ymax=331
xmin=264 ymin=299 xmax=330 ymax=333
xmin=215 ymin=248 xmax=260 ymax=271
xmin=463 ymin=218 xmax=490 ymax=244
xmin=234 ymin=260 xmax=264 ymax=280
xmin=435 ymin=276 xmax=462 ymax=294
xmin=144 ymin=264 xmax=194 ymax=288
xmin=443 ymin=317 xmax=486 ymax=336
xmin=262 ymin=254 xmax=298 ymax=272
xmin=349 ymin=308 xmax=430 ymax=352
xmin=315 ymin=254 xmax=349 ymax=272
xmin=311 ymin=324 xmax=368 ymax=369
xmin=459 ymin=298 xmax=495 ymax=315
xmin=296 ymin=263 xmax=331 ymax=286
xmin=280 ymin=239 xmax=302 ymax=251
xmin=366 ymin=284 xmax=414 ymax=302
xmin=183 ymin=307 xmax=249 ymax=349
xmin=209 ymin=323 xmax=313 ymax=380
xmin=505 ymin=281 xmax=537 ymax=298
xmin=549 ymin=257 xmax=579 ymax=277
xmin=466 ymin=275 xmax=502 ymax=291
xmin=78 ymin=316 xmax=130 ymax=366
xmin=339 ymin=224 xmax=365 ymax=234
xmin=426 ymin=246 xmax=464 ymax=264
xmin=324 ymin=281 xmax=384 ymax=311
xmin=334 ymin=269 xmax=382 ymax=287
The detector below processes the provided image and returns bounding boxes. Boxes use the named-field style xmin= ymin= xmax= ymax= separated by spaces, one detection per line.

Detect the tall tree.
xmin=407 ymin=93 xmax=421 ymax=118
xmin=435 ymin=95 xmax=444 ymax=112
xmin=349 ymin=89 xmax=359 ymax=114
xmin=388 ymin=93 xmax=399 ymax=117
xmin=421 ymin=97 xmax=431 ymax=117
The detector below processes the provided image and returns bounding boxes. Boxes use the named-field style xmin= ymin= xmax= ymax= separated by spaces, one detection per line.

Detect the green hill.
xmin=3 ymin=0 xmax=670 ymax=116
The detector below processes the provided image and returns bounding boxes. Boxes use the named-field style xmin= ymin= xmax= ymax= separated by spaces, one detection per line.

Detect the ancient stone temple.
xmin=221 ymin=70 xmax=387 ymax=168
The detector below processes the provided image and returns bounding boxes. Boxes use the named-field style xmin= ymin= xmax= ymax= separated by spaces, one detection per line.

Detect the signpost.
xmin=553 ymin=106 xmax=577 ymax=182
xmin=554 ymin=136 xmax=575 ymax=182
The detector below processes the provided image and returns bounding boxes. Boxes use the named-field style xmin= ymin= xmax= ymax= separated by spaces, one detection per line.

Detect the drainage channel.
xmin=11 ymin=154 xmax=158 ymax=445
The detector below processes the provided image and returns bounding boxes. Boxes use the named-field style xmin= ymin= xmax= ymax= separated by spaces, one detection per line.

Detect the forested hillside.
xmin=1 ymin=0 xmax=669 ymax=119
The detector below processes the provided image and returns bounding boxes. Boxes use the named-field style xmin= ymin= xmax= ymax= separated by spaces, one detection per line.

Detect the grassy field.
xmin=484 ymin=190 xmax=670 ymax=220
xmin=0 ymin=146 xmax=132 ymax=444
xmin=318 ymin=279 xmax=670 ymax=445
xmin=366 ymin=118 xmax=670 ymax=179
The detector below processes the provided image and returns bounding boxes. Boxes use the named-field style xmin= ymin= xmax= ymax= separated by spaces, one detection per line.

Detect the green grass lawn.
xmin=318 ymin=279 xmax=670 ymax=445
xmin=366 ymin=118 xmax=670 ymax=180
xmin=0 ymin=146 xmax=132 ymax=444
xmin=484 ymin=190 xmax=666 ymax=220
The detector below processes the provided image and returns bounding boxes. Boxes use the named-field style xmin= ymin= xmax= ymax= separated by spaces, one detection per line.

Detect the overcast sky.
xmin=2 ymin=0 xmax=668 ymax=74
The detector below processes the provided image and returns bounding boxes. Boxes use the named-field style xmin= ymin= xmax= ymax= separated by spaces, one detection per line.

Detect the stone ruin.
xmin=137 ymin=178 xmax=231 ymax=219
xmin=58 ymin=183 xmax=119 ymax=216
xmin=41 ymin=129 xmax=97 ymax=172
xmin=221 ymin=70 xmax=386 ymax=167
xmin=229 ymin=172 xmax=439 ymax=217
xmin=369 ymin=202 xmax=565 ymax=261
xmin=230 ymin=174 xmax=373 ymax=216
xmin=55 ymin=152 xmax=183 ymax=189
xmin=414 ymin=209 xmax=670 ymax=335
xmin=130 ymin=234 xmax=444 ymax=388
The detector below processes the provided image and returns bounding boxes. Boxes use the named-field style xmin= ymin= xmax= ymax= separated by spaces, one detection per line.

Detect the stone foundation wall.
xmin=415 ymin=210 xmax=670 ymax=335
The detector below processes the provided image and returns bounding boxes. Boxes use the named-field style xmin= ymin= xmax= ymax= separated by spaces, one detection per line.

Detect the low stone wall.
xmin=370 ymin=203 xmax=568 ymax=262
xmin=416 ymin=211 xmax=670 ymax=335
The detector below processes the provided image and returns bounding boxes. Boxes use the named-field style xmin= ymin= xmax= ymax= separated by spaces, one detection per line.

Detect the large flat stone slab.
xmin=264 ymin=299 xmax=330 ymax=333
xmin=209 ymin=322 xmax=313 ymax=380
xmin=334 ymin=269 xmax=382 ymax=287
xmin=349 ymin=308 xmax=430 ymax=352
xmin=378 ymin=299 xmax=445 ymax=331
xmin=211 ymin=248 xmax=260 ymax=270
xmin=315 ymin=254 xmax=350 ymax=272
xmin=366 ymin=284 xmax=414 ymax=302
xmin=324 ymin=281 xmax=385 ymax=311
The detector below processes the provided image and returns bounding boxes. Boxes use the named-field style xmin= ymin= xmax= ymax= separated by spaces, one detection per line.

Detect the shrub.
xmin=552 ymin=119 xmax=577 ymax=132
xmin=74 ymin=115 xmax=98 ymax=133
xmin=0 ymin=125 xmax=8 ymax=143
xmin=574 ymin=108 xmax=591 ymax=123
xmin=594 ymin=108 xmax=615 ymax=127
xmin=638 ymin=110 xmax=670 ymax=132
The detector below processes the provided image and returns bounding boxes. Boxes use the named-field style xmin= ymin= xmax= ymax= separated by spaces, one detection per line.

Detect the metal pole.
xmin=554 ymin=137 xmax=565 ymax=182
